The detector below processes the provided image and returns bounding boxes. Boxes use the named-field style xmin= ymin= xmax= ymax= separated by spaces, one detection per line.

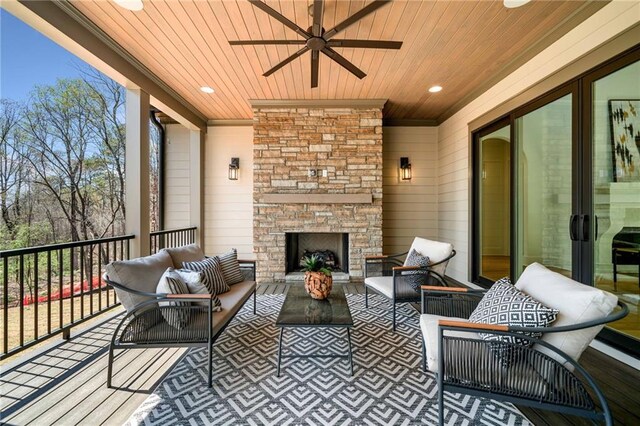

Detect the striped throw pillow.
xmin=183 ymin=257 xmax=230 ymax=295
xmin=157 ymin=268 xmax=191 ymax=330
xmin=176 ymin=269 xmax=222 ymax=311
xmin=218 ymin=249 xmax=245 ymax=285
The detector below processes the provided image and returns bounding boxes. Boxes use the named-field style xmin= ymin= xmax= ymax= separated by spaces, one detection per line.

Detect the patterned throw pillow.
xmin=402 ymin=249 xmax=431 ymax=291
xmin=469 ymin=278 xmax=558 ymax=360
xmin=157 ymin=268 xmax=191 ymax=330
xmin=218 ymin=249 xmax=245 ymax=285
xmin=176 ymin=269 xmax=222 ymax=311
xmin=183 ymin=257 xmax=230 ymax=295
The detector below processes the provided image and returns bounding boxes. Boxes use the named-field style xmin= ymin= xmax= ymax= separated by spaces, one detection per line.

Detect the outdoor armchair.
xmin=420 ymin=264 xmax=629 ymax=426
xmin=364 ymin=237 xmax=456 ymax=331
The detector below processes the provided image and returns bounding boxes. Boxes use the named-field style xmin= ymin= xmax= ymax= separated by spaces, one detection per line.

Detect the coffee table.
xmin=275 ymin=285 xmax=354 ymax=376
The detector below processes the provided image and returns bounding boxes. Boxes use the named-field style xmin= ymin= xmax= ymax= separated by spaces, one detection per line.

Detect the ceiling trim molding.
xmin=249 ymin=99 xmax=388 ymax=109
xmin=7 ymin=0 xmax=208 ymax=131
xmin=436 ymin=0 xmax=609 ymax=125
xmin=383 ymin=118 xmax=438 ymax=127
xmin=207 ymin=119 xmax=253 ymax=127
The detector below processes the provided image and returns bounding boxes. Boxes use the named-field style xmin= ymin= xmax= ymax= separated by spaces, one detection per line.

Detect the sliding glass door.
xmin=473 ymin=46 xmax=640 ymax=355
xmin=514 ymin=91 xmax=576 ymax=280
xmin=585 ymin=52 xmax=640 ymax=349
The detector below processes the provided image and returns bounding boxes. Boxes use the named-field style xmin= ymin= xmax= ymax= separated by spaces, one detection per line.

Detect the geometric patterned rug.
xmin=125 ymin=294 xmax=532 ymax=425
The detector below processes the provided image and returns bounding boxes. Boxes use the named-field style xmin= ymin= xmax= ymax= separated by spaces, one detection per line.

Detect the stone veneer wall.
xmin=252 ymin=104 xmax=384 ymax=283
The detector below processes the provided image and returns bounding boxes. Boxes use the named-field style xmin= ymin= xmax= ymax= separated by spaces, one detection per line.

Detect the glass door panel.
xmin=515 ymin=94 xmax=574 ymax=280
xmin=592 ymin=59 xmax=640 ymax=342
xmin=478 ymin=126 xmax=511 ymax=282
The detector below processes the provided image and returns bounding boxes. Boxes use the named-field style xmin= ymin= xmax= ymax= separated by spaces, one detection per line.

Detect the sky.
xmin=1 ymin=9 xmax=85 ymax=102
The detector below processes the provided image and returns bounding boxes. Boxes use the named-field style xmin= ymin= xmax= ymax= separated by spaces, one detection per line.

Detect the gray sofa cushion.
xmin=105 ymin=250 xmax=174 ymax=315
xmin=218 ymin=249 xmax=245 ymax=285
xmin=162 ymin=244 xmax=205 ymax=268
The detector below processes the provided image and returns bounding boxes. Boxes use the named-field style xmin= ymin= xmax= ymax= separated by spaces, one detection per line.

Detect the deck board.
xmin=1 ymin=283 xmax=637 ymax=426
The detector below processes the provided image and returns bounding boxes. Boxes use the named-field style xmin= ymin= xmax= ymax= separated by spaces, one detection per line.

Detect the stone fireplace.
xmin=286 ymin=232 xmax=349 ymax=273
xmin=252 ymin=100 xmax=385 ymax=283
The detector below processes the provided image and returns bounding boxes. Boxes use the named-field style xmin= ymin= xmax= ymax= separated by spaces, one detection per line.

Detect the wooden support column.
xmin=190 ymin=129 xmax=205 ymax=248
xmin=126 ymin=88 xmax=151 ymax=258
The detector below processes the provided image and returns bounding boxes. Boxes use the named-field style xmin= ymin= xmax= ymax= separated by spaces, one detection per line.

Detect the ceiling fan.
xmin=229 ymin=0 xmax=402 ymax=88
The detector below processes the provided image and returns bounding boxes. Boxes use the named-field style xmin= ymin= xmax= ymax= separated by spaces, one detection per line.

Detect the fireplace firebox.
xmin=286 ymin=233 xmax=349 ymax=274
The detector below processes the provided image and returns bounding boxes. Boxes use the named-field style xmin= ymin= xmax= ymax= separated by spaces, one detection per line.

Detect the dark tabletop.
xmin=276 ymin=285 xmax=353 ymax=327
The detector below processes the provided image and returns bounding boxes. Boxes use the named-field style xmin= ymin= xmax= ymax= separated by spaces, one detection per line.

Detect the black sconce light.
xmin=229 ymin=157 xmax=239 ymax=180
xmin=399 ymin=157 xmax=412 ymax=181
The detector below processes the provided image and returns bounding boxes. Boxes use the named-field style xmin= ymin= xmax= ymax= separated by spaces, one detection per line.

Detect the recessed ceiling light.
xmin=428 ymin=85 xmax=443 ymax=93
xmin=503 ymin=0 xmax=531 ymax=8
xmin=200 ymin=86 xmax=215 ymax=94
xmin=114 ymin=0 xmax=143 ymax=11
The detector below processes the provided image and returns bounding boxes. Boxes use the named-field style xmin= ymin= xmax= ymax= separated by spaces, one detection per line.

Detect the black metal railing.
xmin=0 ymin=234 xmax=134 ymax=359
xmin=150 ymin=226 xmax=197 ymax=254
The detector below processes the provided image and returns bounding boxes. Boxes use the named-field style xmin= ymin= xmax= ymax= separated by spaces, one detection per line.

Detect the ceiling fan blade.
xmin=311 ymin=50 xmax=319 ymax=88
xmin=323 ymin=0 xmax=390 ymax=40
xmin=321 ymin=47 xmax=366 ymax=79
xmin=312 ymin=0 xmax=324 ymax=37
xmin=327 ymin=39 xmax=402 ymax=49
xmin=230 ymin=40 xmax=307 ymax=45
xmin=263 ymin=46 xmax=310 ymax=77
xmin=248 ymin=0 xmax=311 ymax=39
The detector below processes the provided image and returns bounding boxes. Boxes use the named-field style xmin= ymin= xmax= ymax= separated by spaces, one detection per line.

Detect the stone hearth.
xmin=252 ymin=101 xmax=385 ymax=283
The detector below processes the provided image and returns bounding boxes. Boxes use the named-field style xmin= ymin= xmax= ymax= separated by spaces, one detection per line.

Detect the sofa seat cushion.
xmin=120 ymin=280 xmax=256 ymax=344
xmin=105 ymin=250 xmax=174 ymax=315
xmin=515 ymin=263 xmax=618 ymax=366
xmin=405 ymin=237 xmax=453 ymax=277
xmin=162 ymin=244 xmax=205 ymax=269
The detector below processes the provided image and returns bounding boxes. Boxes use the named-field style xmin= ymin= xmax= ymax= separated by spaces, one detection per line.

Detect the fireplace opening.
xmin=286 ymin=233 xmax=349 ymax=274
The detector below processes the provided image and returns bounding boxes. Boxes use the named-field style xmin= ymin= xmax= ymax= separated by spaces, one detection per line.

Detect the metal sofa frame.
xmin=103 ymin=260 xmax=256 ymax=388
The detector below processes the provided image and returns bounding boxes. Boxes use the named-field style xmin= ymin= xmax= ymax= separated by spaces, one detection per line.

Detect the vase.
xmin=304 ymin=271 xmax=333 ymax=300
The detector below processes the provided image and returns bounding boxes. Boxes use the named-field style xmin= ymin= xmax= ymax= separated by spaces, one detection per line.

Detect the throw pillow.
xmin=469 ymin=278 xmax=558 ymax=365
xmin=182 ymin=257 xmax=230 ymax=295
xmin=157 ymin=268 xmax=191 ymax=330
xmin=218 ymin=249 xmax=245 ymax=285
xmin=402 ymin=249 xmax=431 ymax=291
xmin=176 ymin=268 xmax=222 ymax=311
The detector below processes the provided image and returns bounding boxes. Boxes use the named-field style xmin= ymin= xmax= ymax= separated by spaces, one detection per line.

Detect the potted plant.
xmin=301 ymin=254 xmax=333 ymax=300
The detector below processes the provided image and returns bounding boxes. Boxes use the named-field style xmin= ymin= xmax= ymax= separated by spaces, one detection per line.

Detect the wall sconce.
xmin=399 ymin=157 xmax=412 ymax=181
xmin=228 ymin=157 xmax=239 ymax=180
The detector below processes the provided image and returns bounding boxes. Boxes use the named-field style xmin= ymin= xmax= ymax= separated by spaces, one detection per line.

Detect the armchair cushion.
xmin=406 ymin=237 xmax=453 ymax=276
xmin=162 ymin=244 xmax=205 ymax=269
xmin=183 ymin=256 xmax=230 ymax=295
xmin=515 ymin=263 xmax=617 ymax=366
xmin=402 ymin=249 xmax=430 ymax=291
xmin=175 ymin=268 xmax=222 ymax=310
xmin=420 ymin=314 xmax=478 ymax=372
xmin=157 ymin=269 xmax=191 ymax=330
xmin=105 ymin=250 xmax=173 ymax=315
xmin=364 ymin=276 xmax=394 ymax=299
xmin=218 ymin=249 xmax=245 ymax=285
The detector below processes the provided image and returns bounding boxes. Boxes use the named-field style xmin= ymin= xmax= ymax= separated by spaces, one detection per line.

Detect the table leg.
xmin=346 ymin=327 xmax=353 ymax=376
xmin=277 ymin=327 xmax=284 ymax=377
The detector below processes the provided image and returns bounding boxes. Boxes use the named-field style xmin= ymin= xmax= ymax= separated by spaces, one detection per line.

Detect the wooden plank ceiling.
xmin=70 ymin=0 xmax=606 ymax=121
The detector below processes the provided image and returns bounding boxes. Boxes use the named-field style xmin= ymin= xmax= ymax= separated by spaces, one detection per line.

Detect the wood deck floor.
xmin=1 ymin=283 xmax=638 ymax=425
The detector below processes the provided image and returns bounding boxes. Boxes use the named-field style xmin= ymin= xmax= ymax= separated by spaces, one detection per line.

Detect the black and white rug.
xmin=126 ymin=294 xmax=531 ymax=425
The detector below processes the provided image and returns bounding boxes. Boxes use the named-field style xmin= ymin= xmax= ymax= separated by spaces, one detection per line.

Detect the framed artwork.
xmin=609 ymin=99 xmax=640 ymax=182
